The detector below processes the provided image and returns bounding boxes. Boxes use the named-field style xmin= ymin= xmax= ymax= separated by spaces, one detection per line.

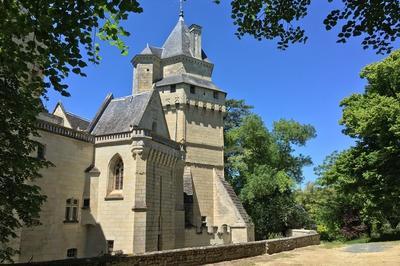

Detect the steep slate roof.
xmin=140 ymin=44 xmax=163 ymax=58
xmin=138 ymin=17 xmax=209 ymax=62
xmin=52 ymin=102 xmax=91 ymax=131
xmin=161 ymin=16 xmax=193 ymax=59
xmin=156 ymin=73 xmax=226 ymax=93
xmin=87 ymin=93 xmax=114 ymax=133
xmin=91 ymin=91 xmax=153 ymax=136
xmin=65 ymin=112 xmax=90 ymax=131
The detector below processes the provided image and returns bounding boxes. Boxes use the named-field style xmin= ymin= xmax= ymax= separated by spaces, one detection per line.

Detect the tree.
xmin=215 ymin=0 xmax=400 ymax=54
xmin=0 ymin=1 xmax=142 ymax=261
xmin=224 ymin=111 xmax=316 ymax=239
xmin=295 ymin=155 xmax=368 ymax=241
xmin=314 ymin=50 xmax=400 ymax=239
xmin=224 ymin=99 xmax=253 ymax=188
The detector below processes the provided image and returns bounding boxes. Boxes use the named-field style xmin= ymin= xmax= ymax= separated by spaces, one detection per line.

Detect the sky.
xmin=44 ymin=1 xmax=389 ymax=184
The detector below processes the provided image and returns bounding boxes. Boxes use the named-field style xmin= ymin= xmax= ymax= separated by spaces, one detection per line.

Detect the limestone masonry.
xmin=11 ymin=14 xmax=254 ymax=263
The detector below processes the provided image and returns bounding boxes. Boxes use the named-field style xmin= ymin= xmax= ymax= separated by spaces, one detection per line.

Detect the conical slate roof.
xmin=161 ymin=16 xmax=193 ymax=59
xmin=137 ymin=16 xmax=210 ymax=62
xmin=140 ymin=44 xmax=163 ymax=58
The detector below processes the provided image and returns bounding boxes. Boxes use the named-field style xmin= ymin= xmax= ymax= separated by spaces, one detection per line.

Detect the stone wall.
xmin=9 ymin=232 xmax=319 ymax=266
xmin=15 ymin=130 xmax=94 ymax=263
xmin=265 ymin=233 xmax=320 ymax=255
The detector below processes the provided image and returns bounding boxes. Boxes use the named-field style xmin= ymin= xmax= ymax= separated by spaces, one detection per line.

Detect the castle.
xmin=13 ymin=14 xmax=254 ymax=263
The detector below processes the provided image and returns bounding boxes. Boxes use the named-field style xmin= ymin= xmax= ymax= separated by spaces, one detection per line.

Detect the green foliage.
xmin=224 ymin=99 xmax=253 ymax=188
xmin=300 ymin=50 xmax=400 ymax=241
xmin=214 ymin=0 xmax=400 ymax=54
xmin=0 ymin=77 xmax=51 ymax=262
xmin=0 ymin=0 xmax=142 ymax=261
xmin=224 ymin=102 xmax=316 ymax=239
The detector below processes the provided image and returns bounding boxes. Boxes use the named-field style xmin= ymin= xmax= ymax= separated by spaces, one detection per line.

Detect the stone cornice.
xmin=186 ymin=161 xmax=224 ymax=169
xmin=162 ymin=100 xmax=226 ymax=113
xmin=94 ymin=129 xmax=182 ymax=150
xmin=185 ymin=141 xmax=223 ymax=151
xmin=36 ymin=119 xmax=94 ymax=143
xmin=131 ymin=138 xmax=185 ymax=166
xmin=131 ymin=54 xmax=161 ymax=67
xmin=162 ymin=54 xmax=214 ymax=71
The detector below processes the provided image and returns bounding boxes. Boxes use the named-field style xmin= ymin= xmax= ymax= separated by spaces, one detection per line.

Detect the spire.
xmin=179 ymin=0 xmax=184 ymax=19
xmin=161 ymin=16 xmax=192 ymax=58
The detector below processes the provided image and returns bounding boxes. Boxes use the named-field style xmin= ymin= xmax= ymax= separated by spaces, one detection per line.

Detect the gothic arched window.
xmin=114 ymin=159 xmax=124 ymax=190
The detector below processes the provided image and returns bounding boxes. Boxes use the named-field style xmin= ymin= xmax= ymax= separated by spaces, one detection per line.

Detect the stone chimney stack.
xmin=189 ymin=24 xmax=202 ymax=59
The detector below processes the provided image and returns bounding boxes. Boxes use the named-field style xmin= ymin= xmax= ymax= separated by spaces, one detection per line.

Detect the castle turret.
xmin=131 ymin=14 xmax=254 ymax=245
xmin=131 ymin=45 xmax=162 ymax=94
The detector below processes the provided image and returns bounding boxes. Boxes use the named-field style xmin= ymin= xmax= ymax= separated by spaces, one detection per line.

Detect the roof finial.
xmin=179 ymin=0 xmax=184 ymax=19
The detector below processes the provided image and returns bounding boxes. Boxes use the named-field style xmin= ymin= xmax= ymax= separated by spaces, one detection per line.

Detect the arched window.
xmin=114 ymin=159 xmax=124 ymax=190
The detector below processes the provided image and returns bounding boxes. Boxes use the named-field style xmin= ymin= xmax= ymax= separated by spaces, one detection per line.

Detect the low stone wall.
xmin=266 ymin=233 xmax=320 ymax=254
xmin=9 ymin=232 xmax=319 ymax=266
xmin=114 ymin=241 xmax=267 ymax=266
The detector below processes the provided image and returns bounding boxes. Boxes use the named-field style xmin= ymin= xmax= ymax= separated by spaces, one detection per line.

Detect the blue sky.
xmin=44 ymin=1 xmax=388 ymax=184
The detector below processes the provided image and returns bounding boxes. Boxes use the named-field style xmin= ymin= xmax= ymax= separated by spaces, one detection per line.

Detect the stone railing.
xmin=9 ymin=231 xmax=319 ymax=266
xmin=94 ymin=128 xmax=181 ymax=150
xmin=95 ymin=132 xmax=133 ymax=144
xmin=37 ymin=120 xmax=94 ymax=143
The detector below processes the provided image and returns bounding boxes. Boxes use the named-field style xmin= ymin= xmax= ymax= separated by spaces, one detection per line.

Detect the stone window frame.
xmin=190 ymin=85 xmax=196 ymax=94
xmin=37 ymin=143 xmax=46 ymax=160
xmin=213 ymin=91 xmax=219 ymax=99
xmin=105 ymin=154 xmax=125 ymax=200
xmin=107 ymin=240 xmax=114 ymax=254
xmin=66 ymin=248 xmax=77 ymax=258
xmin=82 ymin=198 xmax=90 ymax=209
xmin=64 ymin=198 xmax=79 ymax=223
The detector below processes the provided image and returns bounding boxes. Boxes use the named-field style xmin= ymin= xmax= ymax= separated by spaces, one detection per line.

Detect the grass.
xmin=321 ymin=236 xmax=371 ymax=249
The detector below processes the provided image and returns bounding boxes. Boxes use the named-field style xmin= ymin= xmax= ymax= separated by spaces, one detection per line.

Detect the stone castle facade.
xmin=12 ymin=15 xmax=254 ymax=263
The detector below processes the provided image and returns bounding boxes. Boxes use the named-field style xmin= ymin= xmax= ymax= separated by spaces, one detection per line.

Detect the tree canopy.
xmin=216 ymin=0 xmax=400 ymax=54
xmin=0 ymin=0 xmax=142 ymax=261
xmin=224 ymin=101 xmax=316 ymax=239
xmin=297 ymin=50 xmax=400 ymax=240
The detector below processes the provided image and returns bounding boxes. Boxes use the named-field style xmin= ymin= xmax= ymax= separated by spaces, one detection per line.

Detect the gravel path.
xmin=209 ymin=241 xmax=400 ymax=266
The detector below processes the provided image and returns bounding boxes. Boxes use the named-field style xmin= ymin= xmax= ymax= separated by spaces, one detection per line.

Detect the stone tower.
xmin=132 ymin=14 xmax=254 ymax=243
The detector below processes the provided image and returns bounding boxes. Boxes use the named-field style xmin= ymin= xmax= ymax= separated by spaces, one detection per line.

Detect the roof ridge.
xmin=65 ymin=111 xmax=90 ymax=122
xmin=112 ymin=92 xmax=152 ymax=102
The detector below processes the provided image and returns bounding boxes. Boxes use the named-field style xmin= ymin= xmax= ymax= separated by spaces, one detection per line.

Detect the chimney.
xmin=189 ymin=24 xmax=202 ymax=59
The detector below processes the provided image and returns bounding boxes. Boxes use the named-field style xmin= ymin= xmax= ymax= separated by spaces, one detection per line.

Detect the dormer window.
xmin=170 ymin=85 xmax=176 ymax=93
xmin=190 ymin=85 xmax=196 ymax=94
